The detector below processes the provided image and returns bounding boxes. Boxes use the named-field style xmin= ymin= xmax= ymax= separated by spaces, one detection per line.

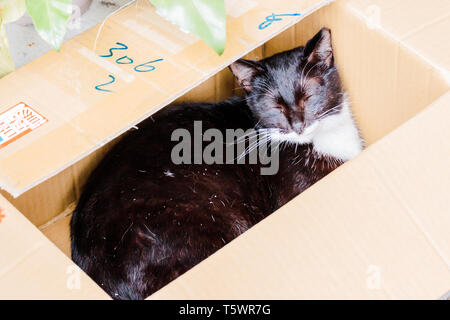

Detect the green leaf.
xmin=0 ymin=19 xmax=14 ymax=78
xmin=0 ymin=0 xmax=27 ymax=77
xmin=0 ymin=0 xmax=26 ymax=23
xmin=148 ymin=0 xmax=226 ymax=55
xmin=25 ymin=0 xmax=72 ymax=50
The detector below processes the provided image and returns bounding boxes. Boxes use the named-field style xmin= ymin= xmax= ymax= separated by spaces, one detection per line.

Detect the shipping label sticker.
xmin=0 ymin=102 xmax=48 ymax=149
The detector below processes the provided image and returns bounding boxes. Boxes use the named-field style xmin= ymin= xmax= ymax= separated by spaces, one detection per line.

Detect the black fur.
xmin=71 ymin=28 xmax=347 ymax=299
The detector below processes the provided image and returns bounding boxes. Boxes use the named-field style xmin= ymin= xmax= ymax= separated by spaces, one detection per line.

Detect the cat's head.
xmin=230 ymin=28 xmax=345 ymax=144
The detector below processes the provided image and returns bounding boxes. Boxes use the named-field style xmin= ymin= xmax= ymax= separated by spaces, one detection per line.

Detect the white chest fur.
xmin=268 ymin=97 xmax=363 ymax=161
xmin=312 ymin=100 xmax=363 ymax=161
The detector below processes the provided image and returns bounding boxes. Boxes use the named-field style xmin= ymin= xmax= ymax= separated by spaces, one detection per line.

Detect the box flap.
xmin=0 ymin=0 xmax=330 ymax=197
xmin=0 ymin=195 xmax=109 ymax=299
xmin=150 ymin=92 xmax=450 ymax=300
xmin=346 ymin=0 xmax=450 ymax=82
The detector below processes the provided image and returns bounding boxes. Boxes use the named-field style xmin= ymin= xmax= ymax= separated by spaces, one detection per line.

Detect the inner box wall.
xmin=1 ymin=1 xmax=448 ymax=255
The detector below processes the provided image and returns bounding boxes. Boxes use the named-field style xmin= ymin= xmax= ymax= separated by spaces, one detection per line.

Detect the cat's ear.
xmin=229 ymin=59 xmax=264 ymax=93
xmin=304 ymin=27 xmax=334 ymax=67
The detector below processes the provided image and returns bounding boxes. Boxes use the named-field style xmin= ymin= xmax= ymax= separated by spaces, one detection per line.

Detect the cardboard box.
xmin=0 ymin=0 xmax=449 ymax=299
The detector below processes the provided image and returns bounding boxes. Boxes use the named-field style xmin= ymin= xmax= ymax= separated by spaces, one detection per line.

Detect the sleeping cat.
xmin=71 ymin=28 xmax=363 ymax=300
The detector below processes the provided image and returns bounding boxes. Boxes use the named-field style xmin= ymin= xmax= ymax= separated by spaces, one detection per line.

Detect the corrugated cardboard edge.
xmin=0 ymin=194 xmax=110 ymax=299
xmin=0 ymin=0 xmax=334 ymax=198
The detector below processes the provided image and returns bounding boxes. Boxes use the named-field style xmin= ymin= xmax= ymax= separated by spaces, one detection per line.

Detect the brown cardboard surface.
xmin=0 ymin=0 xmax=328 ymax=198
xmin=18 ymin=0 xmax=447 ymax=243
xmin=39 ymin=203 xmax=75 ymax=258
xmin=0 ymin=0 xmax=449 ymax=300
xmin=150 ymin=92 xmax=450 ymax=300
xmin=3 ymin=0 xmax=449 ymax=229
xmin=348 ymin=0 xmax=450 ymax=75
xmin=0 ymin=195 xmax=109 ymax=299
xmin=26 ymin=2 xmax=449 ymax=254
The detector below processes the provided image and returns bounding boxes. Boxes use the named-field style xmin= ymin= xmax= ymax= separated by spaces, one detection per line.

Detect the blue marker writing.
xmin=134 ymin=58 xmax=164 ymax=73
xmin=259 ymin=13 xmax=301 ymax=30
xmin=95 ymin=75 xmax=116 ymax=93
xmin=116 ymin=56 xmax=134 ymax=64
xmin=99 ymin=42 xmax=128 ymax=58
xmin=95 ymin=42 xmax=164 ymax=93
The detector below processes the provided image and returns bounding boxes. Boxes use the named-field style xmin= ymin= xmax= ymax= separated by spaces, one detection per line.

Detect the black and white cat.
xmin=71 ymin=28 xmax=363 ymax=299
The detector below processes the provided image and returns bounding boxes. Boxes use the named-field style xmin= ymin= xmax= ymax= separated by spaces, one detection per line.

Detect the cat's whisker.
xmin=225 ymin=129 xmax=265 ymax=144
xmin=237 ymin=80 xmax=273 ymax=94
xmin=273 ymin=141 xmax=282 ymax=153
xmin=242 ymin=90 xmax=274 ymax=102
xmin=230 ymin=132 xmax=259 ymax=144
xmin=227 ymin=129 xmax=269 ymax=145
xmin=252 ymin=83 xmax=276 ymax=95
xmin=236 ymin=134 xmax=273 ymax=161
xmin=243 ymin=142 xmax=263 ymax=159
xmin=237 ymin=141 xmax=259 ymax=161
xmin=316 ymin=102 xmax=345 ymax=118
xmin=233 ymin=137 xmax=264 ymax=150
xmin=294 ymin=156 xmax=304 ymax=166
xmin=253 ymin=120 xmax=262 ymax=129
xmin=303 ymin=61 xmax=323 ymax=86
xmin=316 ymin=102 xmax=345 ymax=120
xmin=235 ymin=135 xmax=266 ymax=160
xmin=300 ymin=59 xmax=311 ymax=89
xmin=252 ymin=82 xmax=272 ymax=91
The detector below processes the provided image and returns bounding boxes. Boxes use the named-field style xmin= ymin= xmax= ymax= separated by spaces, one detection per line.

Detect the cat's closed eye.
xmin=303 ymin=95 xmax=313 ymax=103
xmin=275 ymin=104 xmax=287 ymax=113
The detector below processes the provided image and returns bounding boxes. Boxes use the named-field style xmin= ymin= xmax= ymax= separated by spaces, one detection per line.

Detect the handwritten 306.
xmin=95 ymin=42 xmax=164 ymax=93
